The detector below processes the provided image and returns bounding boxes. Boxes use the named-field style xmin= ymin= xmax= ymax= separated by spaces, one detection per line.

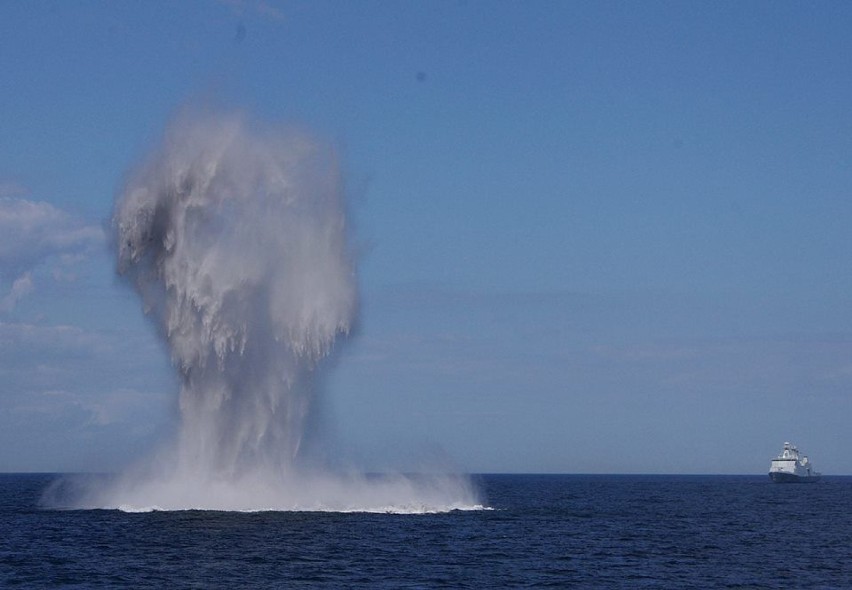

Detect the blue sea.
xmin=2 ymin=474 xmax=851 ymax=588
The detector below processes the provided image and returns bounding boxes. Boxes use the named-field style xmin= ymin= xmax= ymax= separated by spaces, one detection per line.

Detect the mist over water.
xmin=47 ymin=111 xmax=480 ymax=513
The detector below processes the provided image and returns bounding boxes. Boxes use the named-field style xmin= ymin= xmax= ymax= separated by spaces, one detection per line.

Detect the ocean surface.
xmin=2 ymin=473 xmax=851 ymax=588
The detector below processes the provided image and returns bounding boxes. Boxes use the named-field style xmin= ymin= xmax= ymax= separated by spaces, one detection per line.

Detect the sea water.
xmin=2 ymin=474 xmax=851 ymax=588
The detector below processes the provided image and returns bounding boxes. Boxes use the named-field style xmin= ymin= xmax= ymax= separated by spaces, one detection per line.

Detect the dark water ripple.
xmin=2 ymin=473 xmax=851 ymax=588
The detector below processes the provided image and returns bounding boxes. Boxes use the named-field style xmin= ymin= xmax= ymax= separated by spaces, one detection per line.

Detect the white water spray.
xmin=47 ymin=110 xmax=481 ymax=512
xmin=115 ymin=111 xmax=355 ymax=480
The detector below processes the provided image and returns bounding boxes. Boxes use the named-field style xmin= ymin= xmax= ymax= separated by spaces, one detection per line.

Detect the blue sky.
xmin=1 ymin=1 xmax=851 ymax=474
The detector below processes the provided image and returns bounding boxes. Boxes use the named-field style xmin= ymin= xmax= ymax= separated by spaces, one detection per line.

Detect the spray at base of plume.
xmin=46 ymin=467 xmax=484 ymax=514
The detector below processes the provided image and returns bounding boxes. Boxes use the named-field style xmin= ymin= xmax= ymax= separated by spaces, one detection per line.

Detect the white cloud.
xmin=0 ymin=197 xmax=104 ymax=270
xmin=0 ymin=197 xmax=105 ymax=311
xmin=0 ymin=272 xmax=34 ymax=312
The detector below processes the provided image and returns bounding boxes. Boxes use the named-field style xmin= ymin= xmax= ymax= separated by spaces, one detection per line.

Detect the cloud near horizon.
xmin=0 ymin=320 xmax=175 ymax=472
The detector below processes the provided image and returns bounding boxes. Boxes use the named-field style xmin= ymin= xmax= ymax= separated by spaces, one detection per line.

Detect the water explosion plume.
xmin=52 ymin=111 xmax=481 ymax=513
xmin=115 ymin=112 xmax=355 ymax=479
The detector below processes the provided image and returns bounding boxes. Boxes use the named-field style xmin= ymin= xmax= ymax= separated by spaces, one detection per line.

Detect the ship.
xmin=768 ymin=442 xmax=821 ymax=483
